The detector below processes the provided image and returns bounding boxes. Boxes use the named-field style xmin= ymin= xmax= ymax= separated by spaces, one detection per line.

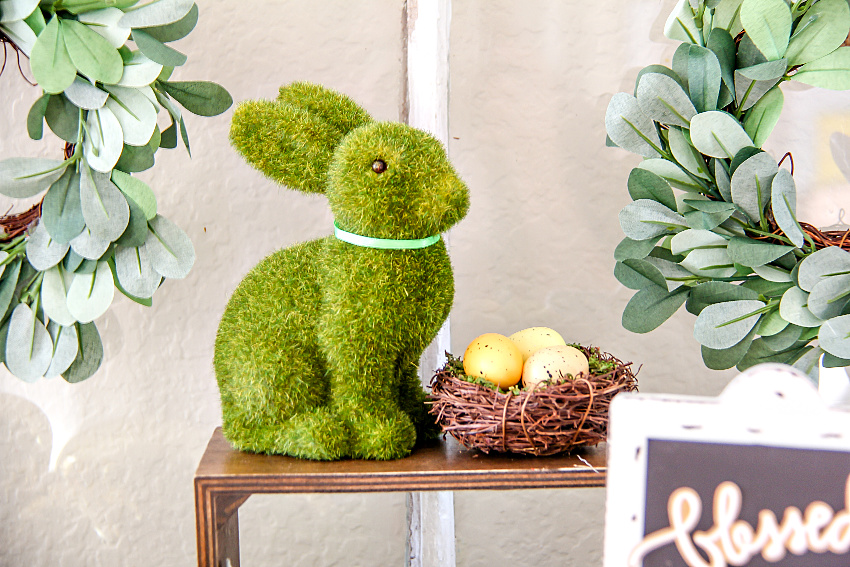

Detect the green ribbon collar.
xmin=333 ymin=222 xmax=441 ymax=250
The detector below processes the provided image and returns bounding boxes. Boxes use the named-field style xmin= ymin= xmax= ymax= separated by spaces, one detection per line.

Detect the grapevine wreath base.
xmin=428 ymin=346 xmax=638 ymax=456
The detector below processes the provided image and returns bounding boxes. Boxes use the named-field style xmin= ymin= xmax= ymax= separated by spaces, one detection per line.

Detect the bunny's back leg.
xmin=214 ymin=238 xmax=348 ymax=459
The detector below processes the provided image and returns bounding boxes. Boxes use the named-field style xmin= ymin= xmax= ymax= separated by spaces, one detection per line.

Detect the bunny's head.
xmin=230 ymin=83 xmax=469 ymax=240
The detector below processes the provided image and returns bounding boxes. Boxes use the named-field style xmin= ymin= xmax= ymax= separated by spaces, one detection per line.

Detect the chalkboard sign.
xmin=603 ymin=364 xmax=850 ymax=567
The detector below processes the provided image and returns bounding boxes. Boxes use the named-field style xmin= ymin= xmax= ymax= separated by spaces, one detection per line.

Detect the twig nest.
xmin=428 ymin=345 xmax=638 ymax=456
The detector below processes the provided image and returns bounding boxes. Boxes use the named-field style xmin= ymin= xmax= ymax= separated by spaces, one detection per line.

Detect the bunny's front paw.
xmin=346 ymin=410 xmax=417 ymax=460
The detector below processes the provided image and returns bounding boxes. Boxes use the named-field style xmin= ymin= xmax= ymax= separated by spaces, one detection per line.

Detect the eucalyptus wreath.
xmin=0 ymin=0 xmax=231 ymax=382
xmin=606 ymin=0 xmax=850 ymax=380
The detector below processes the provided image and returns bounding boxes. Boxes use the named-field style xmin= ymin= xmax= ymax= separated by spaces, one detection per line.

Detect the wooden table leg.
xmin=195 ymin=478 xmax=250 ymax=567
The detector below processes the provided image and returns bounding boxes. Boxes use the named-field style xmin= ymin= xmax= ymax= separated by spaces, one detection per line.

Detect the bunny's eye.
xmin=372 ymin=159 xmax=387 ymax=174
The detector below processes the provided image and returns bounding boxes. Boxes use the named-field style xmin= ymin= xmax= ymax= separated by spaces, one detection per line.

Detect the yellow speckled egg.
xmin=462 ymin=333 xmax=523 ymax=389
xmin=508 ymin=326 xmax=567 ymax=362
xmin=522 ymin=345 xmax=589 ymax=390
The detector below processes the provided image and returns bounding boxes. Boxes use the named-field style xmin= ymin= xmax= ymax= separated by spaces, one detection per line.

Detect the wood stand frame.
xmin=194 ymin=428 xmax=607 ymax=567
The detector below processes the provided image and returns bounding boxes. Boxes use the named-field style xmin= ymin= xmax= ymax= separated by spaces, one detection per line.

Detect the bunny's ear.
xmin=229 ymin=84 xmax=372 ymax=194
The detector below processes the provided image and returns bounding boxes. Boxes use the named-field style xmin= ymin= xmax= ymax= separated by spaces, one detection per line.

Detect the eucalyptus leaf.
xmin=627 ymin=168 xmax=677 ymax=210
xmin=680 ymin=247 xmax=737 ymax=278
xmin=792 ymin=47 xmax=850 ymax=90
xmin=822 ymin=352 xmax=850 ymax=368
xmin=734 ymin=60 xmax=785 ymax=111
xmin=690 ymin=111 xmax=753 ymax=159
xmin=622 ymin=285 xmax=690 ymax=333
xmin=61 ymin=19 xmax=123 ymax=84
xmin=793 ymin=346 xmax=821 ymax=383
xmin=807 ymin=274 xmax=850 ymax=320
xmin=45 ymin=94 xmax=80 ymax=143
xmin=66 ymin=261 xmax=114 ymax=323
xmin=668 ymin=127 xmax=711 ymax=179
xmin=730 ymin=150 xmax=777 ymax=221
xmin=0 ymin=0 xmax=38 ymax=22
xmin=115 ymin=143 xmax=155 ymax=172
xmin=819 ymin=314 xmax=850 ymax=359
xmin=727 ymin=236 xmax=793 ymax=267
xmin=635 ymin=73 xmax=697 ymax=127
xmin=619 ymin=199 xmax=687 ymax=240
xmin=614 ymin=236 xmax=663 ymax=261
xmin=29 ymin=16 xmax=76 ymax=94
xmin=713 ymin=159 xmax=732 ymax=201
xmin=115 ymin=51 xmax=163 ymax=88
xmin=80 ymin=164 xmax=130 ymax=242
xmin=605 ymin=93 xmax=662 ymax=158
xmin=687 ymin=45 xmax=722 ymax=112
xmin=713 ymin=0 xmax=744 ymax=35
xmin=693 ymin=299 xmax=766 ymax=349
xmin=104 ymin=85 xmax=157 ymax=146
xmin=114 ymin=244 xmax=161 ymax=298
xmin=42 ymin=167 xmax=84 ymax=244
xmin=158 ymin=80 xmax=233 ymax=117
xmin=26 ymin=94 xmax=49 ymax=140
xmin=0 ymin=259 xmax=22 ymax=323
xmin=730 ymin=146 xmax=763 ymax=175
xmin=119 ymin=0 xmax=194 ymax=28
xmin=114 ymin=196 xmax=149 ymax=247
xmin=633 ymin=64 xmax=686 ymax=96
xmin=644 ymin=255 xmax=697 ymax=289
xmin=614 ymin=259 xmax=668 ymax=291
xmin=779 ymin=285 xmax=823 ymax=327
xmin=762 ymin=322 xmax=802 ymax=349
xmin=26 ymin=221 xmax=70 ymax=271
xmin=141 ymin=2 xmax=197 ymax=42
xmin=1 ymin=17 xmax=37 ymax=56
xmin=797 ymin=246 xmax=850 ymax=292
xmin=0 ymin=157 xmax=66 ymax=199
xmin=784 ymin=0 xmax=850 ymax=66
xmin=672 ymin=42 xmax=691 ymax=91
xmin=740 ymin=0 xmax=792 ymax=61
xmin=77 ymin=7 xmax=131 ymax=49
xmin=684 ymin=205 xmax=737 ymax=230
xmin=64 ymin=78 xmax=109 ymax=110
xmin=752 ymin=263 xmax=791 ymax=282
xmin=144 ymin=214 xmax=194 ymax=279
xmin=707 ymin=27 xmax=737 ymax=97
xmin=83 ymin=106 xmax=124 ymax=173
xmin=743 ymin=86 xmax=783 ymax=147
xmin=637 ymin=159 xmax=705 ymax=193
xmin=742 ymin=277 xmax=794 ymax=297
xmin=670 ymin=228 xmax=728 ymax=256
xmin=70 ymin=226 xmax=110 ymax=260
xmin=5 ymin=303 xmax=53 ymax=382
xmin=664 ymin=0 xmax=701 ymax=44
xmin=701 ymin=325 xmax=758 ymax=370
xmin=132 ymin=28 xmax=187 ymax=66
xmin=768 ymin=169 xmax=804 ymax=248
xmin=41 ymin=265 xmax=76 ymax=326
xmin=43 ymin=322 xmax=79 ymax=379
xmin=686 ymin=281 xmax=760 ymax=316
xmin=756 ymin=307 xmax=788 ymax=336
xmin=737 ymin=32 xmax=769 ymax=69
xmin=62 ymin=322 xmax=103 ymax=383
xmin=737 ymin=339 xmax=811 ymax=370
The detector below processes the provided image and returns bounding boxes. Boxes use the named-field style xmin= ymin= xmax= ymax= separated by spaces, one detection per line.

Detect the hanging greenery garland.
xmin=0 ymin=0 xmax=231 ymax=382
xmin=606 ymin=0 xmax=850 ymax=381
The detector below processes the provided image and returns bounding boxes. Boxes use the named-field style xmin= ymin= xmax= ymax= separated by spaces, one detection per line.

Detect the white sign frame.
xmin=604 ymin=363 xmax=850 ymax=567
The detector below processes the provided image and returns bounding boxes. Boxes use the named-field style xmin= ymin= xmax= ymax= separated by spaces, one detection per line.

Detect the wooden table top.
xmin=195 ymin=428 xmax=608 ymax=494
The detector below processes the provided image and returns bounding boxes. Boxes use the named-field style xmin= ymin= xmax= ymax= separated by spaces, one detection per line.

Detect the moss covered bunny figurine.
xmin=214 ymin=83 xmax=469 ymax=460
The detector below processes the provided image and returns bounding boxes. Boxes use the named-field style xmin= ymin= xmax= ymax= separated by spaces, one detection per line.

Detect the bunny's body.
xmin=214 ymin=84 xmax=469 ymax=460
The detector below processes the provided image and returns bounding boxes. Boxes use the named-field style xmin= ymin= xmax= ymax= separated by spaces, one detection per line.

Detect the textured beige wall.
xmin=1 ymin=0 xmax=846 ymax=566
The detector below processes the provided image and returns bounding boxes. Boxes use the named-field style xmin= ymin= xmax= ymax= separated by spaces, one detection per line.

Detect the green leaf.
xmin=707 ymin=28 xmax=737 ymax=98
xmin=713 ymin=159 xmax=732 ymax=201
xmin=110 ymin=169 xmax=156 ymax=220
xmin=144 ymin=214 xmax=194 ymax=279
xmin=690 ymin=110 xmax=753 ymax=159
xmin=5 ymin=302 xmax=54 ymax=381
xmin=627 ymin=168 xmax=677 ymax=210
xmin=158 ymin=80 xmax=233 ymax=117
xmin=77 ymin=7 xmax=132 ymax=49
xmin=623 ymin=285 xmax=690 ymax=333
xmin=0 ymin=157 xmax=67 ymax=199
xmin=45 ymin=93 xmax=80 ymax=143
xmin=737 ymin=339 xmax=811 ymax=370
xmin=178 ymin=114 xmax=190 ymax=156
xmin=614 ymin=259 xmax=668 ymax=290
xmin=785 ymin=0 xmax=850 ymax=66
xmin=70 ymin=226 xmax=110 ymax=260
xmin=0 ymin=259 xmax=22 ymax=323
xmin=713 ymin=0 xmax=744 ymax=35
xmin=619 ymin=199 xmax=687 ymax=240
xmin=743 ymin=86 xmax=783 ymax=147
xmin=664 ymin=0 xmax=700 ymax=44
xmin=740 ymin=0 xmax=792 ymax=61
xmin=67 ymin=260 xmax=114 ymax=323
xmin=61 ymin=19 xmax=123 ymax=84
xmin=80 ymin=164 xmax=130 ymax=242
xmin=684 ymin=202 xmax=737 ymax=230
xmin=114 ymin=244 xmax=161 ymax=298
xmin=822 ymin=352 xmax=850 ymax=368
xmin=132 ymin=28 xmax=187 ymax=66
xmin=107 ymin=256 xmax=153 ymax=306
xmin=808 ymin=273 xmax=850 ymax=320
xmin=761 ymin=322 xmax=802 ymax=349
xmin=741 ymin=277 xmax=793 ymax=297
xmin=56 ymin=0 xmax=140 ymax=15
xmin=734 ymin=59 xmax=786 ymax=111
xmin=614 ymin=236 xmax=663 ymax=262
xmin=727 ymin=237 xmax=794 ymax=267
xmin=119 ymin=0 xmax=194 ymax=28
xmin=64 ymin=77 xmax=109 ymax=110
xmin=0 ymin=0 xmax=38 ymax=22
xmin=730 ymin=146 xmax=763 ymax=175
xmin=701 ymin=325 xmax=758 ymax=370
xmin=694 ymin=299 xmax=766 ymax=349
xmin=83 ymin=106 xmax=124 ymax=173
xmin=62 ymin=322 xmax=103 ymax=383
xmin=29 ymin=16 xmax=76 ymax=94
xmin=779 ymin=286 xmax=823 ymax=327
xmin=114 ymin=196 xmax=149 ymax=247
xmin=670 ymin=228 xmax=727 ymax=256
xmin=819 ymin=314 xmax=850 ymax=358
xmin=159 ymin=120 xmax=177 ymax=148
xmin=42 ymin=167 xmax=85 ymax=244
xmin=792 ymin=47 xmax=850 ymax=90
xmin=41 ymin=265 xmax=76 ymax=326
xmin=730 ymin=151 xmax=777 ymax=221
xmin=104 ymin=85 xmax=157 ymax=146
xmin=633 ymin=64 xmax=686 ymax=96
xmin=605 ymin=93 xmax=662 ymax=158
xmin=752 ymin=263 xmax=791 ymax=283
xmin=681 ymin=247 xmax=737 ymax=278
xmin=686 ymin=281 xmax=760 ymax=316
xmin=688 ymin=45 xmax=722 ymax=112
xmin=115 ymin=51 xmax=163 ymax=87
xmin=115 ymin=143 xmax=156 ymax=172
xmin=797 ymin=246 xmax=850 ymax=292
xmin=668 ymin=127 xmax=711 ymax=180
xmin=637 ymin=158 xmax=705 ymax=193
xmin=635 ymin=72 xmax=696 ymax=127
xmin=26 ymin=94 xmax=50 ymax=140
xmin=26 ymin=221 xmax=70 ymax=271
xmin=769 ymin=169 xmax=804 ymax=248
xmin=141 ymin=2 xmax=197 ymax=42
xmin=757 ymin=306 xmax=788 ymax=336
xmin=43 ymin=322 xmax=79 ymax=379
